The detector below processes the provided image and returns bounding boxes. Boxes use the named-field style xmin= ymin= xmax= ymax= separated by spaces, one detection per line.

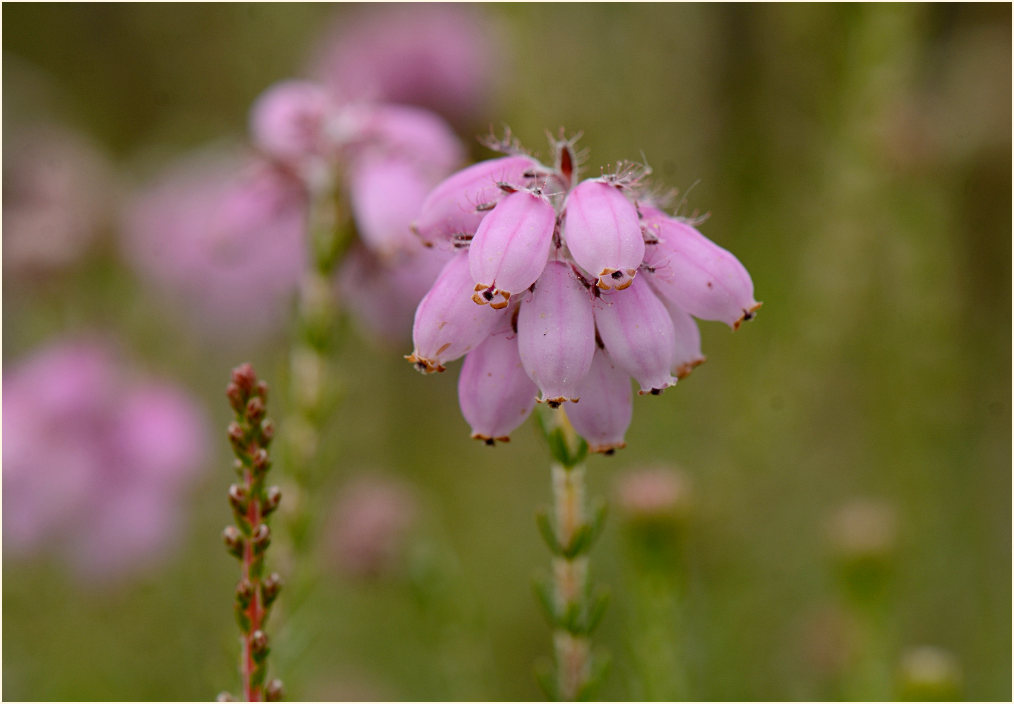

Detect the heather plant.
xmin=3 ymin=5 xmax=1009 ymax=702
xmin=407 ymin=130 xmax=759 ymax=698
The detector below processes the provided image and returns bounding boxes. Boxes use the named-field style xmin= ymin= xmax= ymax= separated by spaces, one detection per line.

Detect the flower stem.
xmin=535 ymin=407 xmax=608 ymax=701
xmin=282 ymin=174 xmax=350 ymax=570
xmin=551 ymin=462 xmax=591 ymax=700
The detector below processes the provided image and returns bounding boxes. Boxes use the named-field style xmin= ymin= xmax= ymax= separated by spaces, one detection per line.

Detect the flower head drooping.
xmin=408 ymin=131 xmax=760 ymax=451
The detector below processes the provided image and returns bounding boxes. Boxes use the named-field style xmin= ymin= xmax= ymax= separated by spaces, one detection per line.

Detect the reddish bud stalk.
xmin=223 ymin=363 xmax=282 ymax=702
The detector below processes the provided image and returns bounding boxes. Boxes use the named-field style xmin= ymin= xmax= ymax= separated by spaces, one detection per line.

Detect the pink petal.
xmin=468 ymin=190 xmax=555 ymax=309
xmin=563 ymin=179 xmax=645 ymax=291
xmin=642 ymin=208 xmax=761 ymax=330
xmin=249 ymin=80 xmax=330 ymax=164
xmin=342 ymin=103 xmax=464 ymax=173
xmin=349 ymin=156 xmax=432 ymax=259
xmin=407 ymin=252 xmax=509 ymax=373
xmin=592 ymin=276 xmax=677 ymax=394
xmin=413 ymin=155 xmax=541 ymax=248
xmin=517 ymin=261 xmax=596 ymax=406
xmin=656 ymin=294 xmax=707 ymax=379
xmin=566 ymin=348 xmax=632 ymax=454
xmin=457 ymin=328 xmax=537 ymax=444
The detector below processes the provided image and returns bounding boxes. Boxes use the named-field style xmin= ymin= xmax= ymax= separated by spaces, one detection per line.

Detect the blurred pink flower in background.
xmin=246 ymin=78 xmax=465 ymax=345
xmin=2 ymin=338 xmax=209 ymax=583
xmin=3 ymin=124 xmax=115 ymax=277
xmin=120 ymin=150 xmax=309 ymax=341
xmin=325 ymin=475 xmax=419 ymax=580
xmin=307 ymin=3 xmax=497 ymax=128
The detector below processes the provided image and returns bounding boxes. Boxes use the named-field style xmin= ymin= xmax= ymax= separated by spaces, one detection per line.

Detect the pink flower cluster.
xmin=122 ymin=151 xmax=309 ymax=341
xmin=407 ymin=134 xmax=760 ymax=453
xmin=2 ymin=339 xmax=208 ymax=582
xmin=124 ymin=6 xmax=478 ymax=345
xmin=249 ymin=80 xmax=466 ymax=344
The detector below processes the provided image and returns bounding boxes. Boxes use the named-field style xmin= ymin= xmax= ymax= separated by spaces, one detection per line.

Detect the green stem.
xmin=535 ymin=407 xmax=607 ymax=701
xmin=551 ymin=461 xmax=591 ymax=701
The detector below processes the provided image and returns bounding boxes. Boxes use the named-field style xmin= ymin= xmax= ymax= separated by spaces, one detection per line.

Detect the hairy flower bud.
xmin=563 ymin=179 xmax=644 ymax=291
xmin=413 ymin=155 xmax=540 ymax=247
xmin=469 ymin=189 xmax=555 ymax=309
xmin=642 ymin=208 xmax=760 ymax=329
xmin=249 ymin=80 xmax=330 ymax=165
xmin=517 ymin=262 xmax=596 ymax=406
xmin=458 ymin=328 xmax=538 ymax=444
xmin=565 ymin=349 xmax=632 ymax=454
xmin=348 ymin=156 xmax=433 ymax=260
xmin=407 ymin=252 xmax=509 ymax=373
xmin=593 ymin=277 xmax=677 ymax=394
xmin=658 ymin=296 xmax=707 ymax=380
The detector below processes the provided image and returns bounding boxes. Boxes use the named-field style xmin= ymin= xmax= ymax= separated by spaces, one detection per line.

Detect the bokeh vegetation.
xmin=3 ymin=4 xmax=1010 ymax=700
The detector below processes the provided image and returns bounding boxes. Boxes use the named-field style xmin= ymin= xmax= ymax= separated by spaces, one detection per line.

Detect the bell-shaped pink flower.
xmin=407 ymin=252 xmax=508 ymax=373
xmin=658 ymin=295 xmax=707 ymax=380
xmin=563 ymin=179 xmax=645 ymax=291
xmin=517 ymin=261 xmax=596 ymax=406
xmin=592 ymin=277 xmax=678 ymax=395
xmin=565 ymin=348 xmax=633 ymax=454
xmin=458 ymin=328 xmax=538 ymax=444
xmin=468 ymin=190 xmax=555 ymax=309
xmin=341 ymin=103 xmax=464 ymax=174
xmin=249 ymin=80 xmax=330 ymax=165
xmin=413 ymin=155 xmax=540 ymax=248
xmin=349 ymin=156 xmax=433 ymax=259
xmin=641 ymin=208 xmax=761 ymax=330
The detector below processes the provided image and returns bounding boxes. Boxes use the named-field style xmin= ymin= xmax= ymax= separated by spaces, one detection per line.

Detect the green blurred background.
xmin=3 ymin=3 xmax=1010 ymax=701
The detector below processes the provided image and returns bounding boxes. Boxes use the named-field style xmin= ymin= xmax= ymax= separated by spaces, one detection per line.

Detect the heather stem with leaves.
xmin=222 ymin=364 xmax=284 ymax=703
xmin=283 ymin=174 xmax=348 ymax=556
xmin=534 ymin=407 xmax=609 ymax=701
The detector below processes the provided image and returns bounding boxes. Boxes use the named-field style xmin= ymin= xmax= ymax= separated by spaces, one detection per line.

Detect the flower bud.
xmin=261 ymin=572 xmax=283 ymax=608
xmin=564 ymin=348 xmax=632 ymax=454
xmin=349 ymin=156 xmax=433 ymax=260
xmin=468 ymin=190 xmax=555 ymax=309
xmin=265 ymin=679 xmax=285 ymax=702
xmin=223 ymin=525 xmax=245 ymax=559
xmin=228 ymin=484 xmax=248 ymax=513
xmin=250 ymin=629 xmax=270 ymax=659
xmin=563 ymin=180 xmax=644 ymax=291
xmin=592 ymin=277 xmax=677 ymax=394
xmin=252 ymin=447 xmax=270 ymax=472
xmin=343 ymin=103 xmax=463 ymax=173
xmin=615 ymin=467 xmax=692 ymax=525
xmin=827 ymin=499 xmax=897 ymax=604
xmin=263 ymin=486 xmax=282 ymax=516
xmin=657 ymin=295 xmax=706 ymax=379
xmin=517 ymin=261 xmax=596 ymax=405
xmin=413 ymin=155 xmax=540 ymax=247
xmin=226 ymin=382 xmax=245 ymax=414
xmin=407 ymin=252 xmax=509 ymax=373
xmin=245 ymin=396 xmax=265 ymax=423
xmin=251 ymin=524 xmax=271 ymax=553
xmin=249 ymin=80 xmax=330 ymax=165
xmin=897 ymin=646 xmax=962 ymax=701
xmin=458 ymin=328 xmax=538 ymax=444
xmin=235 ymin=577 xmax=255 ymax=606
xmin=641 ymin=208 xmax=760 ymax=329
xmin=260 ymin=419 xmax=275 ymax=443
xmin=231 ymin=363 xmax=257 ymax=392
